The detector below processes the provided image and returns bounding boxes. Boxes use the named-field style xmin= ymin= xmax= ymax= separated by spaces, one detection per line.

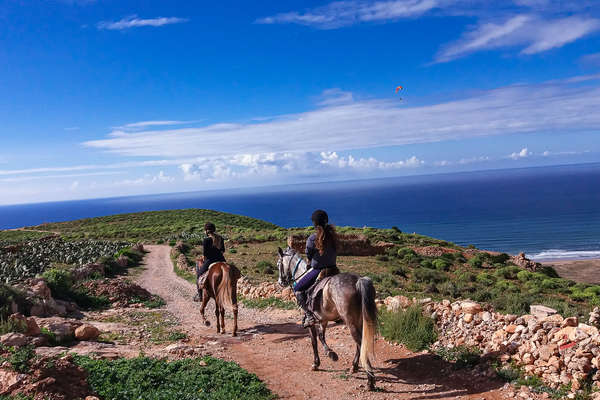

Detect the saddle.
xmin=197 ymin=262 xmax=220 ymax=289
xmin=306 ymin=266 xmax=340 ymax=313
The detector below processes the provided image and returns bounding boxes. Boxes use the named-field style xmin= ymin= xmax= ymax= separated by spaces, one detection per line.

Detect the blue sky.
xmin=0 ymin=0 xmax=599 ymax=205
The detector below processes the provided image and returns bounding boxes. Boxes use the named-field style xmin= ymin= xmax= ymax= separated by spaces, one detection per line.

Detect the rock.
xmin=85 ymin=397 xmax=101 ymax=400
xmin=539 ymin=344 xmax=558 ymax=361
xmin=505 ymin=325 xmax=518 ymax=334
xmin=0 ymin=332 xmax=28 ymax=347
xmin=384 ymin=295 xmax=411 ymax=311
xmin=0 ymin=368 xmax=26 ymax=393
xmin=530 ymin=305 xmax=557 ymax=319
xmin=562 ymin=317 xmax=578 ymax=328
xmin=31 ymin=280 xmax=52 ymax=299
xmin=40 ymin=319 xmax=77 ymax=342
xmin=74 ymin=324 xmax=100 ymax=341
xmin=461 ymin=301 xmax=482 ymax=314
xmin=464 ymin=313 xmax=473 ymax=323
xmin=25 ymin=317 xmax=40 ymax=336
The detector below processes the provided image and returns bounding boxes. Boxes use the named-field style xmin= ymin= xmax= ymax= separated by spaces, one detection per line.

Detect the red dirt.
xmin=137 ymin=245 xmax=515 ymax=400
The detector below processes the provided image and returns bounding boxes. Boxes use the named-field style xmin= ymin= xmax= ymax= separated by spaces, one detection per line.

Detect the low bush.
xmin=413 ymin=268 xmax=447 ymax=284
xmin=492 ymin=293 xmax=534 ymax=315
xmin=437 ymin=281 xmax=459 ymax=298
xmin=0 ymin=284 xmax=31 ymax=320
xmin=475 ymin=272 xmax=495 ymax=286
xmin=0 ymin=345 xmax=36 ymax=373
xmin=435 ymin=345 xmax=481 ymax=369
xmin=432 ymin=258 xmax=450 ymax=271
xmin=74 ymin=355 xmax=274 ymax=400
xmin=494 ymin=266 xmax=521 ymax=280
xmin=379 ymin=305 xmax=437 ymax=352
xmin=42 ymin=268 xmax=109 ymax=310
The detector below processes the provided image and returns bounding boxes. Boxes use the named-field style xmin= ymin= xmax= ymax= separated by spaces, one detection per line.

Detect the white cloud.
xmin=114 ymin=171 xmax=174 ymax=186
xmin=0 ymin=171 xmax=125 ymax=183
xmin=436 ymin=15 xmax=600 ymax=62
xmin=83 ymin=77 xmax=600 ymax=159
xmin=69 ymin=181 xmax=80 ymax=191
xmin=256 ymin=0 xmax=439 ymax=29
xmin=114 ymin=120 xmax=199 ymax=131
xmin=97 ymin=15 xmax=188 ymax=30
xmin=318 ymin=88 xmax=354 ymax=106
xmin=509 ymin=147 xmax=531 ymax=159
xmin=179 ymin=151 xmax=424 ymax=182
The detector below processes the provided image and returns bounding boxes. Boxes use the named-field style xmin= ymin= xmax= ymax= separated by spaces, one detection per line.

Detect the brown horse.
xmin=197 ymin=258 xmax=240 ymax=336
xmin=277 ymin=247 xmax=378 ymax=390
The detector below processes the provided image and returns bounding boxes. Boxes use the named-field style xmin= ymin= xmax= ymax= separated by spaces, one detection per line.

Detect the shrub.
xmin=516 ymin=270 xmax=534 ymax=282
xmin=489 ymin=253 xmax=510 ymax=264
xmin=0 ymin=284 xmax=31 ymax=320
xmin=432 ymin=258 xmax=450 ymax=271
xmin=437 ymin=281 xmax=458 ymax=298
xmin=538 ymin=266 xmax=560 ymax=278
xmin=494 ymin=266 xmax=521 ymax=280
xmin=492 ymin=293 xmax=533 ymax=315
xmin=376 ymin=255 xmax=389 ymax=262
xmin=475 ymin=272 xmax=495 ymax=286
xmin=435 ymin=345 xmax=481 ymax=369
xmin=456 ymin=271 xmax=476 ymax=283
xmin=468 ymin=253 xmax=487 ymax=268
xmin=379 ymin=305 xmax=437 ymax=352
xmin=255 ymin=261 xmax=275 ymax=275
xmin=397 ymin=247 xmax=416 ymax=258
xmin=0 ymin=316 xmax=27 ymax=335
xmin=420 ymin=260 xmax=433 ymax=269
xmin=413 ymin=268 xmax=447 ymax=284
xmin=495 ymin=280 xmax=519 ymax=293
xmin=74 ymin=355 xmax=274 ymax=400
xmin=0 ymin=345 xmax=36 ymax=373
xmin=42 ymin=268 xmax=74 ymax=300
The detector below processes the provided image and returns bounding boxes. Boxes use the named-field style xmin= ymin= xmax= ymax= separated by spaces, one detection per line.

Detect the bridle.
xmin=279 ymin=248 xmax=309 ymax=288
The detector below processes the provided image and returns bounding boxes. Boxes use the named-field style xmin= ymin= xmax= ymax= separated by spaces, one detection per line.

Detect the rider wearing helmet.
xmin=194 ymin=222 xmax=226 ymax=301
xmin=294 ymin=209 xmax=338 ymax=327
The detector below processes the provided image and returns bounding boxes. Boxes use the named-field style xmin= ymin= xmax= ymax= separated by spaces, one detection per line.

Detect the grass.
xmin=378 ymin=305 xmax=437 ymax=352
xmin=26 ymin=209 xmax=280 ymax=242
xmin=73 ymin=355 xmax=274 ymax=400
xmin=100 ymin=310 xmax=187 ymax=344
xmin=42 ymin=268 xmax=110 ymax=310
xmin=0 ymin=316 xmax=27 ymax=335
xmin=0 ymin=230 xmax=54 ymax=244
xmin=241 ymin=297 xmax=297 ymax=310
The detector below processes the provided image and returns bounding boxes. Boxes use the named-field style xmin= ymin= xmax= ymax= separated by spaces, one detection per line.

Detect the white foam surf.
xmin=529 ymin=249 xmax=600 ymax=261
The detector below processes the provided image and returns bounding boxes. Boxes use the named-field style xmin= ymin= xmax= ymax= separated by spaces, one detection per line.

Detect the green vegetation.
xmin=74 ymin=355 xmax=274 ymax=400
xmin=42 ymin=267 xmax=110 ymax=310
xmin=26 ymin=209 xmax=280 ymax=242
xmin=378 ymin=305 xmax=437 ymax=351
xmin=0 ymin=230 xmax=53 ymax=244
xmin=0 ymin=345 xmax=36 ymax=373
xmin=0 ymin=284 xmax=31 ymax=320
xmin=0 ymin=316 xmax=27 ymax=335
xmin=241 ymin=297 xmax=296 ymax=310
xmin=0 ymin=238 xmax=129 ymax=283
xmin=434 ymin=345 xmax=481 ymax=369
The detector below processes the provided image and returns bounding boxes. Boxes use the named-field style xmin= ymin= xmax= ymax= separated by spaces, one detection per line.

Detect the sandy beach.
xmin=543 ymin=258 xmax=600 ymax=284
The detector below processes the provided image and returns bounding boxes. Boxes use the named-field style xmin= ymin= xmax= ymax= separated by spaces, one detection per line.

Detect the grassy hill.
xmin=2 ymin=208 xmax=599 ymax=318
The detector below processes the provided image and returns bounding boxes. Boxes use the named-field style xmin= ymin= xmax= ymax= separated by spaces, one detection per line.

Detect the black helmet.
xmin=311 ymin=209 xmax=328 ymax=227
xmin=204 ymin=222 xmax=216 ymax=233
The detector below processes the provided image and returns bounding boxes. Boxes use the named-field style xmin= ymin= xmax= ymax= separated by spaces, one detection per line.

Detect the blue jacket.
xmin=306 ymin=233 xmax=336 ymax=269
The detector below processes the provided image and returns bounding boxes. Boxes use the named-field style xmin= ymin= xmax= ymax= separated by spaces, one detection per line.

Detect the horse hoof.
xmin=204 ymin=321 xmax=210 ymax=327
xmin=232 ymin=332 xmax=238 ymax=337
xmin=350 ymin=366 xmax=358 ymax=374
xmin=328 ymin=351 xmax=339 ymax=362
xmin=311 ymin=364 xmax=319 ymax=371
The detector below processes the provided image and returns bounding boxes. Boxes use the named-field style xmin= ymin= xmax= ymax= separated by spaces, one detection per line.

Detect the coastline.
xmin=542 ymin=258 xmax=600 ymax=284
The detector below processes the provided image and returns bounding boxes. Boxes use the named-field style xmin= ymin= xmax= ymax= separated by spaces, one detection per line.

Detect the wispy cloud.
xmin=0 ymin=171 xmax=125 ymax=183
xmin=435 ymin=15 xmax=600 ymax=63
xmin=97 ymin=15 xmax=188 ymax=30
xmin=509 ymin=147 xmax=531 ymax=159
xmin=83 ymin=76 xmax=600 ymax=159
xmin=256 ymin=0 xmax=439 ymax=29
xmin=580 ymin=52 xmax=600 ymax=66
xmin=113 ymin=120 xmax=200 ymax=131
xmin=317 ymin=88 xmax=355 ymax=106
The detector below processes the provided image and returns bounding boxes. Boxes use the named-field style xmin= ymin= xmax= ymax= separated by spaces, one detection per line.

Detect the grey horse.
xmin=277 ymin=247 xmax=378 ymax=390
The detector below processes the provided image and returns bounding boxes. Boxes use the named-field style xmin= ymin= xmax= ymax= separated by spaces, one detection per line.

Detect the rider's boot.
xmin=193 ymin=285 xmax=203 ymax=302
xmin=296 ymin=290 xmax=317 ymax=328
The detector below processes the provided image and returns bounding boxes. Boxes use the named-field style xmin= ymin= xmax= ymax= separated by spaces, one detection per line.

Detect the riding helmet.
xmin=311 ymin=209 xmax=328 ymax=227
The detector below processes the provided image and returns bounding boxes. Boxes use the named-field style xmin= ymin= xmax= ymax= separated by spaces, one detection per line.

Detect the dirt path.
xmin=137 ymin=245 xmax=514 ymax=400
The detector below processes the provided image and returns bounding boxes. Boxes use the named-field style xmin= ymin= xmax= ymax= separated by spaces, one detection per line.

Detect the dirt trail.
xmin=137 ymin=245 xmax=512 ymax=400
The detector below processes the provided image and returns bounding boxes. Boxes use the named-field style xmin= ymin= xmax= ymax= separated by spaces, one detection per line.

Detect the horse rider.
xmin=294 ymin=209 xmax=339 ymax=328
xmin=194 ymin=222 xmax=226 ymax=302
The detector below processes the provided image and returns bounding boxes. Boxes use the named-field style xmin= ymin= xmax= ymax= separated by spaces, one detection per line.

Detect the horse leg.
xmin=232 ymin=304 xmax=238 ymax=337
xmin=317 ymin=321 xmax=338 ymax=362
xmin=219 ymin=306 xmax=226 ymax=334
xmin=199 ymin=292 xmax=210 ymax=327
xmin=309 ymin=325 xmax=320 ymax=371
xmin=348 ymin=324 xmax=362 ymax=374
xmin=215 ymin=300 xmax=221 ymax=333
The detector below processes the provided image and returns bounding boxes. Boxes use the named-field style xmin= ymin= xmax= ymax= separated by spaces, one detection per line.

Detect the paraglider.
xmin=395 ymin=85 xmax=403 ymax=93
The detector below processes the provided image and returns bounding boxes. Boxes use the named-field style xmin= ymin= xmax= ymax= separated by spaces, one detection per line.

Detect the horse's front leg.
xmin=318 ymin=321 xmax=338 ymax=361
xmin=309 ymin=325 xmax=320 ymax=371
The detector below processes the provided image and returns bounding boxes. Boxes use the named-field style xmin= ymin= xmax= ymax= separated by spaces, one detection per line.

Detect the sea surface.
xmin=1 ymin=163 xmax=599 ymax=260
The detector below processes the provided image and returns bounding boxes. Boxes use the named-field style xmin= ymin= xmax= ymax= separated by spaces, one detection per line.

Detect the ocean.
xmin=1 ymin=163 xmax=599 ymax=260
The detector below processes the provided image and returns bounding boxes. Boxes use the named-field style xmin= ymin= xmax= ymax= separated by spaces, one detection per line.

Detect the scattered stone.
xmin=0 ymin=333 xmax=28 ymax=347
xmin=74 ymin=324 xmax=100 ymax=341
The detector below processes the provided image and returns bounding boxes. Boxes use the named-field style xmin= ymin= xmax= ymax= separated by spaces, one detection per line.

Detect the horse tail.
xmin=357 ymin=276 xmax=377 ymax=378
xmin=217 ymin=263 xmax=240 ymax=312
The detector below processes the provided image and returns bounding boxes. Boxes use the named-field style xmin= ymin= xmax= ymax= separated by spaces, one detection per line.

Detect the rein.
xmin=285 ymin=250 xmax=310 ymax=288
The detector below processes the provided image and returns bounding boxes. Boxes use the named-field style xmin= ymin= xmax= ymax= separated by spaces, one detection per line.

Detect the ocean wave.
xmin=529 ymin=249 xmax=600 ymax=261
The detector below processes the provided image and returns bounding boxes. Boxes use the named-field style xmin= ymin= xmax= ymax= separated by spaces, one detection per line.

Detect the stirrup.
xmin=302 ymin=313 xmax=317 ymax=328
xmin=193 ymin=293 xmax=201 ymax=302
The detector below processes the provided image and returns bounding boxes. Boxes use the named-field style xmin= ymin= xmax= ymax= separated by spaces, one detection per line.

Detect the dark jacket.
xmin=306 ymin=233 xmax=336 ymax=269
xmin=203 ymin=235 xmax=225 ymax=263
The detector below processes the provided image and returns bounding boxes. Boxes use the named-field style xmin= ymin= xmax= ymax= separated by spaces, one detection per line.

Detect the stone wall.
xmin=287 ymin=234 xmax=394 ymax=256
xmin=383 ymin=295 xmax=600 ymax=393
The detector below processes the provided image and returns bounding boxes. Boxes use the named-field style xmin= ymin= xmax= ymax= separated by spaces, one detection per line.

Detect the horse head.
xmin=277 ymin=246 xmax=295 ymax=287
